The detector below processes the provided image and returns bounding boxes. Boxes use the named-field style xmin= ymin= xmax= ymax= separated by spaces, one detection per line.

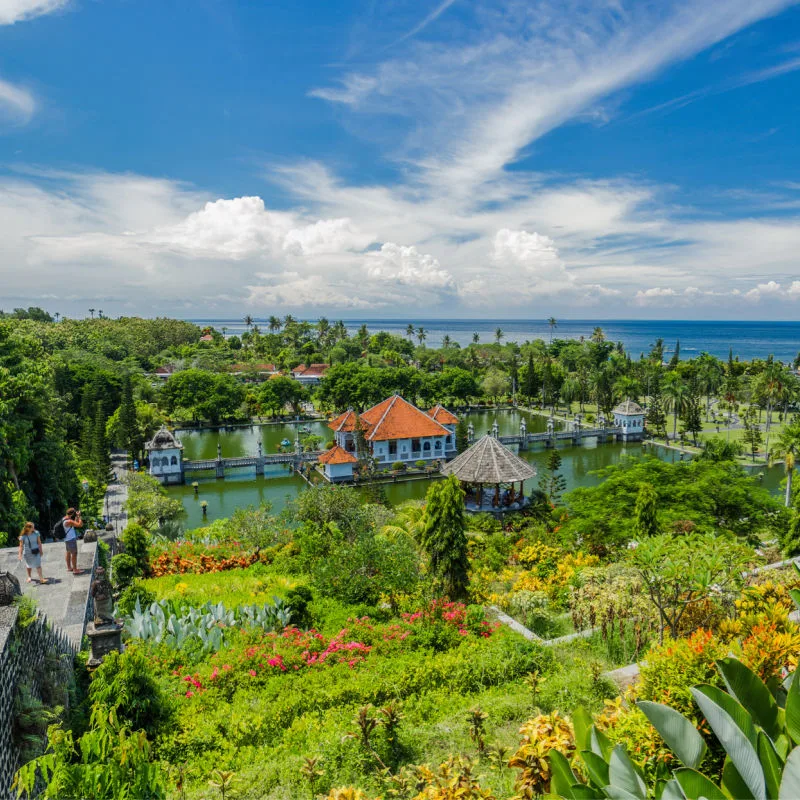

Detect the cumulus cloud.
xmin=365 ymin=243 xmax=455 ymax=289
xmin=0 ymin=0 xmax=68 ymax=25
xmin=142 ymin=197 xmax=373 ymax=260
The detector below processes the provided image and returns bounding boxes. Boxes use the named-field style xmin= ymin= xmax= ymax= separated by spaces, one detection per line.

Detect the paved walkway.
xmin=104 ymin=452 xmax=130 ymax=537
xmin=1 ymin=539 xmax=97 ymax=649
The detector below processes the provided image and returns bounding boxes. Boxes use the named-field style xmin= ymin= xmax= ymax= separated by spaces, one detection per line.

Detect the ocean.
xmin=188 ymin=318 xmax=800 ymax=363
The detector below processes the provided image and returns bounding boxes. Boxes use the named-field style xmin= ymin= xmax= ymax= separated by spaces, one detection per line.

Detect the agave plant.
xmin=124 ymin=596 xmax=293 ymax=653
xmin=549 ymin=657 xmax=800 ymax=800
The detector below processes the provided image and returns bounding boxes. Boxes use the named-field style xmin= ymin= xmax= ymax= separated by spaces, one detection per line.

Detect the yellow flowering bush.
xmin=513 ymin=552 xmax=598 ymax=605
xmin=508 ymin=712 xmax=576 ymax=798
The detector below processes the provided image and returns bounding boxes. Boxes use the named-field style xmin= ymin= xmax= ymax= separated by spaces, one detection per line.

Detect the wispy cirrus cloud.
xmin=0 ymin=0 xmax=72 ymax=127
xmin=0 ymin=0 xmax=68 ymax=25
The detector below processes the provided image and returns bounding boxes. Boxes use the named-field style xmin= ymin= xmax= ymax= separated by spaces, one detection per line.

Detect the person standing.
xmin=18 ymin=522 xmax=48 ymax=584
xmin=63 ymin=508 xmax=83 ymax=575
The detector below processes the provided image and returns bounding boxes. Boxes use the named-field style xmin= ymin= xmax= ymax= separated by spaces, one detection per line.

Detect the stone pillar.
xmin=86 ymin=622 xmax=124 ymax=667
xmin=519 ymin=418 xmax=527 ymax=450
xmin=545 ymin=418 xmax=554 ymax=447
xmin=491 ymin=419 xmax=499 ymax=438
xmin=215 ymin=440 xmax=224 ymax=479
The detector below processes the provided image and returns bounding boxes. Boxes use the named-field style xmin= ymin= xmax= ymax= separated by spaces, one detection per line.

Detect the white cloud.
xmin=365 ymin=243 xmax=455 ymax=289
xmin=0 ymin=78 xmax=35 ymax=124
xmin=0 ymin=0 xmax=68 ymax=25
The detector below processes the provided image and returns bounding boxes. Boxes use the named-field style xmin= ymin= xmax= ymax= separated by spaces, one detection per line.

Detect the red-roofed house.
xmin=199 ymin=334 xmax=213 ymax=342
xmin=318 ymin=444 xmax=358 ymax=482
xmin=291 ymin=363 xmax=329 ymax=385
xmin=329 ymin=395 xmax=458 ymax=465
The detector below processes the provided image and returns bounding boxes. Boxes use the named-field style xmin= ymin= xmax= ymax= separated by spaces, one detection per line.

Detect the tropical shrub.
xmin=548 ymin=657 xmax=800 ymax=800
xmin=116 ymin=581 xmax=156 ymax=617
xmin=110 ymin=553 xmax=141 ymax=592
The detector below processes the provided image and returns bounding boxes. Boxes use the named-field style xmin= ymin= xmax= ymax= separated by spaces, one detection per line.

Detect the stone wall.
xmin=0 ymin=606 xmax=76 ymax=800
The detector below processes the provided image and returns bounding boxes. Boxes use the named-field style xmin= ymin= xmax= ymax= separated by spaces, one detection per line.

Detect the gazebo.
xmin=440 ymin=434 xmax=536 ymax=514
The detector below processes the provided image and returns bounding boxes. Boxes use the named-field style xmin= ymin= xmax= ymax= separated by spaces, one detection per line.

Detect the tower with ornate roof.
xmin=145 ymin=425 xmax=184 ymax=484
xmin=612 ymin=400 xmax=645 ymax=441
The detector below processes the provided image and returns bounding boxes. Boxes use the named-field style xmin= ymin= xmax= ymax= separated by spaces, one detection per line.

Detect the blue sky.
xmin=1 ymin=0 xmax=800 ymax=319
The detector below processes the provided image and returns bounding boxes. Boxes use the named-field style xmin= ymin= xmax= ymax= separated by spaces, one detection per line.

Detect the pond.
xmin=168 ymin=409 xmax=786 ymax=529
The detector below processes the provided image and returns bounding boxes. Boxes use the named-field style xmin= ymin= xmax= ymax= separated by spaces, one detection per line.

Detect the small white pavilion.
xmin=145 ymin=426 xmax=184 ymax=484
xmin=612 ymin=400 xmax=645 ymax=441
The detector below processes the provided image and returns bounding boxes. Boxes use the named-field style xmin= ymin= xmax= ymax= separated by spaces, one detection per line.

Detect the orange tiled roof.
xmin=199 ymin=334 xmax=213 ymax=341
xmin=293 ymin=363 xmax=328 ymax=377
xmin=428 ymin=405 xmax=459 ymax=425
xmin=329 ymin=396 xmax=451 ymax=441
xmin=318 ymin=445 xmax=358 ymax=465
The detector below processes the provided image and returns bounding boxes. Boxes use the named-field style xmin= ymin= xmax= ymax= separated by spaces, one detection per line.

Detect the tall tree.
xmin=742 ymin=407 xmax=763 ymax=463
xmin=773 ymin=420 xmax=800 ymax=507
xmin=547 ymin=316 xmax=558 ymax=345
xmin=633 ymin=482 xmax=659 ymax=538
xmin=118 ymin=374 xmax=138 ymax=455
xmin=416 ymin=326 xmax=427 ymax=348
xmin=662 ymin=372 xmax=687 ymax=440
xmin=420 ymin=474 xmax=469 ymax=600
xmin=680 ymin=382 xmax=703 ymax=445
xmin=646 ymin=385 xmax=668 ymax=440
xmin=538 ymin=449 xmax=566 ymax=505
xmin=494 ymin=327 xmax=504 ymax=345
xmin=91 ymin=400 xmax=110 ymax=484
xmin=455 ymin=419 xmax=469 ymax=454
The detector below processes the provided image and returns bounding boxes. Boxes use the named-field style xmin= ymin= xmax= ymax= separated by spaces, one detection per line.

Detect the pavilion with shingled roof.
xmin=440 ymin=434 xmax=536 ymax=514
xmin=328 ymin=395 xmax=458 ymax=465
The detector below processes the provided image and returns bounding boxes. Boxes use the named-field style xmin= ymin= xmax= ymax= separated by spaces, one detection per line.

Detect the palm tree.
xmin=547 ymin=317 xmax=558 ymax=345
xmin=472 ymin=332 xmax=480 ymax=344
xmin=495 ymin=328 xmax=504 ymax=345
xmin=773 ymin=420 xmax=800 ymax=507
xmin=442 ymin=334 xmax=451 ymax=349
xmin=662 ymin=373 xmax=687 ymax=440
xmin=98 ymin=309 xmax=103 ymax=319
xmin=244 ymin=314 xmax=254 ymax=332
xmin=268 ymin=315 xmax=281 ymax=333
xmin=283 ymin=314 xmax=296 ymax=327
xmin=406 ymin=324 xmax=415 ymax=339
xmin=221 ymin=326 xmax=228 ymax=337
xmin=54 ymin=312 xmax=60 ymax=323
xmin=416 ymin=326 xmax=427 ymax=347
xmin=88 ymin=308 xmax=95 ymax=319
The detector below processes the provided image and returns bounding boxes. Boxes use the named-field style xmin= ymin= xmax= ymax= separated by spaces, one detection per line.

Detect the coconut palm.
xmin=243 ymin=314 xmax=254 ymax=332
xmin=406 ymin=324 xmax=415 ymax=339
xmin=98 ymin=309 xmax=103 ymax=319
xmin=268 ymin=315 xmax=281 ymax=333
xmin=773 ymin=420 xmax=800 ymax=507
xmin=495 ymin=328 xmax=504 ymax=345
xmin=88 ymin=308 xmax=95 ymax=319
xmin=442 ymin=334 xmax=451 ymax=349
xmin=416 ymin=326 xmax=427 ymax=347
xmin=547 ymin=316 xmax=557 ymax=344
xmin=381 ymin=502 xmax=426 ymax=543
xmin=662 ymin=372 xmax=688 ymax=440
xmin=472 ymin=332 xmax=480 ymax=344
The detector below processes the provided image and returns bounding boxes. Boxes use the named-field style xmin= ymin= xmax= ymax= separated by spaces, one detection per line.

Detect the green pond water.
xmin=169 ymin=410 xmax=785 ymax=529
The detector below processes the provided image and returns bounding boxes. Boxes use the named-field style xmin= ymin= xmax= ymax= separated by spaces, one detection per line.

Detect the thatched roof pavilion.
xmin=441 ymin=434 xmax=536 ymax=514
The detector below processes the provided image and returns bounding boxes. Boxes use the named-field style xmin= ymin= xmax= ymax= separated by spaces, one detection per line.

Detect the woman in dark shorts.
xmin=63 ymin=508 xmax=83 ymax=574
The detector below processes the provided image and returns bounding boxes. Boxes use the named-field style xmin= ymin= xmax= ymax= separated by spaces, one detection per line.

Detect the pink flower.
xmin=185 ymin=690 xmax=194 ymax=697
xmin=223 ymin=664 xmax=231 ymax=671
xmin=249 ymin=669 xmax=256 ymax=677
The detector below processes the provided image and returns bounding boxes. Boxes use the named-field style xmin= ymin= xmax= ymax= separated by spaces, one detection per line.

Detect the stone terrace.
xmin=0 ymin=538 xmax=97 ymax=649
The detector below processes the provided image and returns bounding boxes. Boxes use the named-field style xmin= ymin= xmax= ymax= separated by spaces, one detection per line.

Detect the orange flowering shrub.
xmin=739 ymin=619 xmax=800 ymax=683
xmin=638 ymin=629 xmax=728 ymax=717
xmin=149 ymin=542 xmax=272 ymax=576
